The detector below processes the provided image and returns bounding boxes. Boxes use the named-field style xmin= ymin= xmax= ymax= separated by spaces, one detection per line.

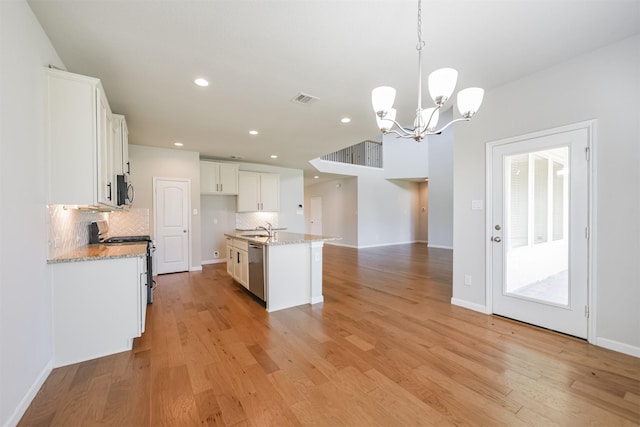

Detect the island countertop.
xmin=47 ymin=243 xmax=147 ymax=264
xmin=225 ymin=231 xmax=339 ymax=246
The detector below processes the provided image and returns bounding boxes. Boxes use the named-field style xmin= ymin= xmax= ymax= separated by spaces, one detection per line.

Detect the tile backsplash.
xmin=48 ymin=206 xmax=150 ymax=259
xmin=109 ymin=208 xmax=150 ymax=236
xmin=47 ymin=205 xmax=106 ymax=259
xmin=235 ymin=212 xmax=279 ymax=230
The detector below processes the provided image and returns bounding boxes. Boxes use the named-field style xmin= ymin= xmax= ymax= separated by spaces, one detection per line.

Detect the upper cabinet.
xmin=237 ymin=171 xmax=280 ymax=212
xmin=200 ymin=161 xmax=239 ymax=195
xmin=112 ymin=114 xmax=129 ymax=176
xmin=47 ymin=69 xmax=121 ymax=208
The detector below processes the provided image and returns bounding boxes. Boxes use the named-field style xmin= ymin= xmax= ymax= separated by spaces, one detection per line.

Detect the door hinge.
xmin=584 ymin=305 xmax=590 ymax=318
xmin=585 ymin=226 xmax=590 ymax=240
xmin=585 ymin=147 xmax=590 ymax=161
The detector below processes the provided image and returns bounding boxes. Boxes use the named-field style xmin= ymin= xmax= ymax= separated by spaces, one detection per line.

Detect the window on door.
xmin=505 ymin=147 xmax=569 ymax=305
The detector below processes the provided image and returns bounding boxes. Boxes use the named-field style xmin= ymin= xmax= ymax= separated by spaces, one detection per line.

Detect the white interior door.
xmin=309 ymin=197 xmax=323 ymax=235
xmin=154 ymin=178 xmax=190 ymax=274
xmin=489 ymin=127 xmax=590 ymax=338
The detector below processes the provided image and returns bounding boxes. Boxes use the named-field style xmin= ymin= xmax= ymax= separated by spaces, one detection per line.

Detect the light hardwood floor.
xmin=20 ymin=244 xmax=640 ymax=426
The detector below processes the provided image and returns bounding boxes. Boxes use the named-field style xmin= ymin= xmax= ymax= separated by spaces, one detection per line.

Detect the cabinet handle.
xmin=107 ymin=182 xmax=112 ymax=200
xmin=126 ymin=161 xmax=131 ymax=174
xmin=237 ymin=252 xmax=240 ymax=264
xmin=220 ymin=184 xmax=223 ymax=192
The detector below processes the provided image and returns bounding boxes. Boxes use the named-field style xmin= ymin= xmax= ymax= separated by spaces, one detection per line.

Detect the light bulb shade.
xmin=372 ymin=86 xmax=396 ymax=113
xmin=457 ymin=87 xmax=484 ymax=118
xmin=376 ymin=108 xmax=396 ymax=132
xmin=428 ymin=68 xmax=458 ymax=106
xmin=420 ymin=108 xmax=439 ymax=132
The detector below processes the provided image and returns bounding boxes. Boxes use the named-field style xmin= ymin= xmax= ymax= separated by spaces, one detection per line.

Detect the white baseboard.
xmin=327 ymin=241 xmax=427 ymax=249
xmin=4 ymin=360 xmax=52 ymax=427
xmin=325 ymin=241 xmax=358 ymax=248
xmin=451 ymin=297 xmax=490 ymax=314
xmin=428 ymin=244 xmax=454 ymax=250
xmin=201 ymin=259 xmax=226 ymax=265
xmin=596 ymin=337 xmax=640 ymax=358
xmin=190 ymin=266 xmax=203 ymax=272
xmin=310 ymin=296 xmax=324 ymax=304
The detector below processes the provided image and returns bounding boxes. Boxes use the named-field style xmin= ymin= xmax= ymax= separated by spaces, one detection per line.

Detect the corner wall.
xmin=452 ymin=35 xmax=640 ymax=355
xmin=0 ymin=1 xmax=65 ymax=425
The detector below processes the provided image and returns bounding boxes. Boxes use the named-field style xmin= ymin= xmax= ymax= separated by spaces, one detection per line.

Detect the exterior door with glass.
xmin=490 ymin=126 xmax=590 ymax=338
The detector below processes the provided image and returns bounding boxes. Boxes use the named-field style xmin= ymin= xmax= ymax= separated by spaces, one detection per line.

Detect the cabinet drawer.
xmin=233 ymin=239 xmax=249 ymax=251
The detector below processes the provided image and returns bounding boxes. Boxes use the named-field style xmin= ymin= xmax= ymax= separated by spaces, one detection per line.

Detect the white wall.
xmin=0 ymin=1 xmax=64 ymax=425
xmin=128 ymin=145 xmax=202 ymax=270
xmin=357 ymin=170 xmax=418 ymax=248
xmin=453 ymin=35 xmax=640 ymax=355
xmin=382 ymin=132 xmax=429 ymax=179
xmin=305 ymin=177 xmax=358 ymax=246
xmin=201 ymin=196 xmax=236 ymax=263
xmin=427 ymin=109 xmax=454 ymax=249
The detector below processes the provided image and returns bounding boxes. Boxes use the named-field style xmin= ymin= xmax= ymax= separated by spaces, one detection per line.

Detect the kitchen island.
xmin=224 ymin=231 xmax=339 ymax=312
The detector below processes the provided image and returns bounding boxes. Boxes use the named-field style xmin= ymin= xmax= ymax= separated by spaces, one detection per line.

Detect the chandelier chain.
xmin=416 ymin=0 xmax=425 ymax=51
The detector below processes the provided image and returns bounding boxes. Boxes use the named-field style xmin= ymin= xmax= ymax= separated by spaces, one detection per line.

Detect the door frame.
xmin=153 ymin=176 xmax=192 ymax=273
xmin=485 ymin=120 xmax=597 ymax=344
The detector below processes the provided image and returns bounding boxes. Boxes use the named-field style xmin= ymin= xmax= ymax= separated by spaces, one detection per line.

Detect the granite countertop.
xmin=48 ymin=243 xmax=147 ymax=264
xmin=225 ymin=231 xmax=340 ymax=246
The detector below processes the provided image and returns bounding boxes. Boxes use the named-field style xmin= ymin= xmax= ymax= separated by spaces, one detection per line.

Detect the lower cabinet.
xmin=226 ymin=238 xmax=249 ymax=288
xmin=51 ymin=255 xmax=146 ymax=367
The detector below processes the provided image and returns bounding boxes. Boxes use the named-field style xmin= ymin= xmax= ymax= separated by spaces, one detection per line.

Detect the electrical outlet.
xmin=464 ymin=275 xmax=472 ymax=286
xmin=213 ymin=250 xmax=219 ymax=258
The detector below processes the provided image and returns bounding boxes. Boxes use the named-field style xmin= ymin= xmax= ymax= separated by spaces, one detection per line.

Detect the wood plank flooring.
xmin=20 ymin=244 xmax=640 ymax=426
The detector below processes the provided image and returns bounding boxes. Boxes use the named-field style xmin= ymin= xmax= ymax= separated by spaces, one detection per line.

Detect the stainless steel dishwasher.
xmin=248 ymin=243 xmax=265 ymax=301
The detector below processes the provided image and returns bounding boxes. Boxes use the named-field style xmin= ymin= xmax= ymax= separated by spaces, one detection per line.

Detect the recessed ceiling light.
xmin=174 ymin=142 xmax=184 ymax=147
xmin=341 ymin=117 xmax=351 ymax=123
xmin=249 ymin=130 xmax=259 ymax=135
xmin=194 ymin=78 xmax=209 ymax=87
xmin=314 ymin=175 xmax=319 ymax=179
xmin=270 ymin=155 xmax=278 ymax=159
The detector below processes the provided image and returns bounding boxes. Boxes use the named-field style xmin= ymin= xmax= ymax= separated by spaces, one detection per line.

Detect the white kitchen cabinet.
xmin=200 ymin=161 xmax=239 ymax=195
xmin=113 ymin=114 xmax=129 ymax=176
xmin=47 ymin=68 xmax=120 ymax=208
xmin=227 ymin=238 xmax=249 ymax=288
xmin=51 ymin=255 xmax=146 ymax=367
xmin=237 ymin=171 xmax=280 ymax=212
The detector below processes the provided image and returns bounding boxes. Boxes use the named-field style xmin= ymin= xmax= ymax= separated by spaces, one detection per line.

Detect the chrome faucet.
xmin=256 ymin=222 xmax=272 ymax=236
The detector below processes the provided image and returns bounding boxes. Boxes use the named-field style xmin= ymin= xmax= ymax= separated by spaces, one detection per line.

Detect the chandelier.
xmin=371 ymin=0 xmax=484 ymax=141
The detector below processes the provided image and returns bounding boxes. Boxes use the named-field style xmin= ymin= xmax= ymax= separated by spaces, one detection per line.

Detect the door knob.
xmin=183 ymin=230 xmax=187 ymax=233
xmin=492 ymin=236 xmax=501 ymax=243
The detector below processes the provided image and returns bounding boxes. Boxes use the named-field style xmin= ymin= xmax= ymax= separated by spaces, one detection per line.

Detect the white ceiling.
xmin=28 ymin=0 xmax=640 ymax=180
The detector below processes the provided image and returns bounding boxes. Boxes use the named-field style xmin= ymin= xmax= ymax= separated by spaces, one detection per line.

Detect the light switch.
xmin=471 ymin=200 xmax=483 ymax=210
xmin=193 ymin=208 xmax=198 ymax=215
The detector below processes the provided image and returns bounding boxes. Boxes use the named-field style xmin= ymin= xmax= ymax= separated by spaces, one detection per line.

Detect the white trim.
xmin=451 ymin=298 xmax=490 ymax=314
xmin=201 ymin=259 xmax=226 ymax=265
xmin=587 ymin=121 xmax=598 ymax=345
xmin=595 ymin=337 xmax=640 ymax=358
xmin=4 ymin=360 xmax=53 ymax=427
xmin=427 ymin=244 xmax=453 ymax=250
xmin=152 ymin=177 xmax=192 ymax=274
xmin=310 ymin=296 xmax=324 ymax=304
xmin=358 ymin=241 xmax=418 ymax=249
xmin=326 ymin=241 xmax=358 ymax=248
xmin=485 ymin=120 xmax=597 ymax=342
xmin=189 ymin=266 xmax=203 ymax=272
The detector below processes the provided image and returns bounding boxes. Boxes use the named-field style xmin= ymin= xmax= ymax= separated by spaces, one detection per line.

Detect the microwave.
xmin=116 ymin=174 xmax=135 ymax=206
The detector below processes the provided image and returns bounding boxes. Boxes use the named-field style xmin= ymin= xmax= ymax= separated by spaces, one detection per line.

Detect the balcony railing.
xmin=320 ymin=140 xmax=383 ymax=168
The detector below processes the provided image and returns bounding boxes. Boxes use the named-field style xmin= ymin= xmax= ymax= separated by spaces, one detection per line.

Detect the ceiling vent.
xmin=291 ymin=92 xmax=319 ymax=105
